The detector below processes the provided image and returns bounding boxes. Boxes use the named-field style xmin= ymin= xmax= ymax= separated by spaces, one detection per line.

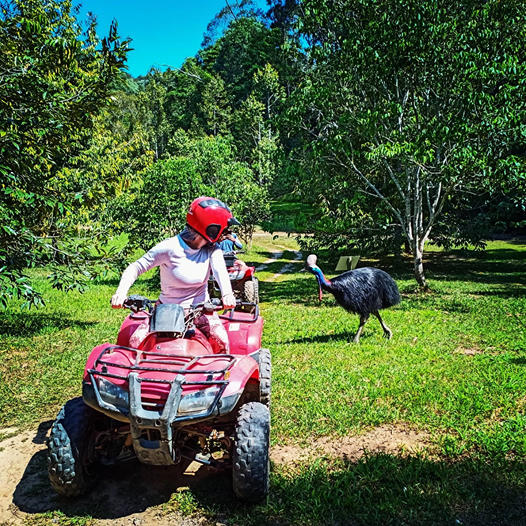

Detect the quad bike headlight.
xmin=178 ymin=387 xmax=220 ymax=415
xmin=97 ymin=377 xmax=130 ymax=408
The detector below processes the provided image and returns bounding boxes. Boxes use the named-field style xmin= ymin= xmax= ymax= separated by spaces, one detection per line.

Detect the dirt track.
xmin=0 ymin=423 xmax=229 ymax=525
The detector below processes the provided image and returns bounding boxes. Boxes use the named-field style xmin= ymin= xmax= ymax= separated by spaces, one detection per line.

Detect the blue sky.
xmin=79 ymin=1 xmax=267 ymax=78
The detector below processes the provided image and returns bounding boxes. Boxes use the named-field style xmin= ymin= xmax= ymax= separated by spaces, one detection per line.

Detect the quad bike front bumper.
xmin=82 ymin=350 xmax=245 ymax=465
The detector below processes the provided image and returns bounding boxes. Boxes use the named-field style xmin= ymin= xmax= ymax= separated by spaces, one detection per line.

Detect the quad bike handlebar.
xmin=121 ymin=295 xmax=260 ymax=323
xmin=122 ymin=295 xmax=232 ymax=314
xmin=123 ymin=295 xmax=154 ymax=313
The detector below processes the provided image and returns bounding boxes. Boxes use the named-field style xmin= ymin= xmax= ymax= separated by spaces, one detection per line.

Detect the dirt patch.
xmin=0 ymin=424 xmax=223 ymax=525
xmin=255 ymin=250 xmax=283 ymax=272
xmin=271 ymin=424 xmax=431 ymax=466
xmin=271 ymin=251 xmax=303 ymax=280
xmin=455 ymin=345 xmax=484 ymax=355
xmin=1 ymin=422 xmax=430 ymax=524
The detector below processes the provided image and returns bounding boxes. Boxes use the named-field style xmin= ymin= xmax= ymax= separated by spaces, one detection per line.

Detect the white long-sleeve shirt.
xmin=115 ymin=235 xmax=233 ymax=307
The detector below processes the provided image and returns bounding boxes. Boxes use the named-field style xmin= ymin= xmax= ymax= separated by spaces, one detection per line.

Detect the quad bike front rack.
xmin=86 ymin=346 xmax=236 ymax=465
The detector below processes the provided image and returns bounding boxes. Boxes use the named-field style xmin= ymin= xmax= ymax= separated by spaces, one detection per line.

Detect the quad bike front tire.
xmin=232 ymin=402 xmax=270 ymax=502
xmin=47 ymin=397 xmax=98 ymax=496
xmin=258 ymin=348 xmax=272 ymax=408
xmin=242 ymin=277 xmax=259 ymax=304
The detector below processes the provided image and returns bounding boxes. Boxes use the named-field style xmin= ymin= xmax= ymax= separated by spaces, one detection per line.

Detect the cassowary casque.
xmin=305 ymin=254 xmax=400 ymax=343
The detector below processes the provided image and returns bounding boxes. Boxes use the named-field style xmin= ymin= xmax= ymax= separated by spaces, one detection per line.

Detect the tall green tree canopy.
xmin=200 ymin=17 xmax=285 ymax=107
xmin=287 ymin=0 xmax=526 ymax=287
xmin=126 ymin=133 xmax=269 ymax=250
xmin=0 ymin=0 xmax=130 ymax=306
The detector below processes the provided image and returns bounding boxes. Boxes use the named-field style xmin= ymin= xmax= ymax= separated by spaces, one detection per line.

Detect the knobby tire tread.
xmin=47 ymin=397 xmax=96 ymax=496
xmin=242 ymin=278 xmax=259 ymax=304
xmin=232 ymin=401 xmax=270 ymax=502
xmin=259 ymin=348 xmax=272 ymax=408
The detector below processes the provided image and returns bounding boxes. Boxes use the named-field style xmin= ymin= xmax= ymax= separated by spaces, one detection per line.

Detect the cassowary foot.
xmin=353 ymin=316 xmax=368 ymax=343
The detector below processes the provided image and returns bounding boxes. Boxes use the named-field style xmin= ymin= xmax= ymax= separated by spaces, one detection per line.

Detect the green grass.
xmin=263 ymin=198 xmax=319 ymax=233
xmin=1 ymin=236 xmax=525 ymax=525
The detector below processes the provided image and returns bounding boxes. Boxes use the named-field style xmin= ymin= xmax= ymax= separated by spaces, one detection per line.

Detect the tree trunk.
xmin=412 ymin=240 xmax=428 ymax=290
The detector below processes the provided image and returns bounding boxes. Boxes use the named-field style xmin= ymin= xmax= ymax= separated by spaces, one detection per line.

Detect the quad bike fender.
xmin=83 ymin=343 xmax=115 ymax=382
xmin=226 ymin=265 xmax=255 ymax=282
xmin=116 ymin=312 xmax=149 ymax=347
xmin=222 ymin=355 xmax=259 ymax=399
xmin=243 ymin=266 xmax=255 ymax=278
xmin=223 ymin=313 xmax=263 ymax=355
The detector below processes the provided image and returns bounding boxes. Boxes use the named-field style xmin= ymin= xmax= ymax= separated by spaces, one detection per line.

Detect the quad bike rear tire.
xmin=47 ymin=397 xmax=98 ymax=496
xmin=258 ymin=348 xmax=272 ymax=408
xmin=232 ymin=402 xmax=270 ymax=502
xmin=242 ymin=277 xmax=259 ymax=304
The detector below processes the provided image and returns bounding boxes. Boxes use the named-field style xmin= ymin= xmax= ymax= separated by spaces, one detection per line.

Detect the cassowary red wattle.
xmin=305 ymin=254 xmax=400 ymax=342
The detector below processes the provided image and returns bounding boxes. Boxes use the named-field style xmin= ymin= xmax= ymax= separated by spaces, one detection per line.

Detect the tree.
xmin=226 ymin=63 xmax=286 ymax=185
xmin=0 ymin=0 xmax=130 ymax=307
xmin=126 ymin=132 xmax=269 ymax=250
xmin=289 ymin=0 xmax=526 ymax=288
xmin=59 ymin=108 xmax=154 ymax=228
xmin=196 ymin=72 xmax=232 ymax=137
xmin=199 ymin=17 xmax=283 ymax=107
xmin=201 ymin=0 xmax=265 ymax=48
xmin=135 ymin=71 xmax=171 ymax=160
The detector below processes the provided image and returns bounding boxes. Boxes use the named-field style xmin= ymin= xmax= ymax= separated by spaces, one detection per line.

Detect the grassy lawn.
xmin=263 ymin=198 xmax=319 ymax=233
xmin=1 ymin=237 xmax=525 ymax=525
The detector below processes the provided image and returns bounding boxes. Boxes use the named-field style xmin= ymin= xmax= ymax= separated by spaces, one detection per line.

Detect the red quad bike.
xmin=46 ymin=296 xmax=271 ymax=503
xmin=208 ymin=251 xmax=259 ymax=306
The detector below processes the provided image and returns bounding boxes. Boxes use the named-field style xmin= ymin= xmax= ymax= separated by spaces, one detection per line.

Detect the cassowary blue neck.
xmin=311 ymin=266 xmax=332 ymax=289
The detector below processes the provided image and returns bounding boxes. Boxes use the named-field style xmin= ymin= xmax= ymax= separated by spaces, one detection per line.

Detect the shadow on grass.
xmin=0 ymin=313 xmax=97 ymax=337
xmin=259 ymin=245 xmax=526 ymax=306
xmin=285 ymin=330 xmax=354 ymax=344
xmin=14 ymin=447 xmax=525 ymax=525
xmin=92 ymin=276 xmax=122 ymax=288
xmin=509 ymin=357 xmax=526 ymax=365
xmin=259 ymin=278 xmax=314 ymax=305
xmin=261 ymin=454 xmax=526 ymax=526
xmin=423 ymin=249 xmax=526 ymax=289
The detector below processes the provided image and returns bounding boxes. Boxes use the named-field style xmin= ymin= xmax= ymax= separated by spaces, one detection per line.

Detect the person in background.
xmin=217 ymin=230 xmax=250 ymax=276
xmin=111 ymin=197 xmax=239 ymax=353
xmin=218 ymin=231 xmax=243 ymax=252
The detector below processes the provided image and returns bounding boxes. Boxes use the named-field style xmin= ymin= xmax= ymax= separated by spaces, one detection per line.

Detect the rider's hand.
xmin=111 ymin=292 xmax=126 ymax=309
xmin=222 ymin=293 xmax=236 ymax=310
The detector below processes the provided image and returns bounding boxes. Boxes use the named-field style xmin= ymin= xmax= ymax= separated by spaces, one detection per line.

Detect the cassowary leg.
xmin=353 ymin=314 xmax=369 ymax=343
xmin=374 ymin=311 xmax=392 ymax=340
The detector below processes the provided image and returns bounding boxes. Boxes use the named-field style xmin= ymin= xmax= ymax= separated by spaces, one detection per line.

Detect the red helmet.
xmin=186 ymin=197 xmax=240 ymax=243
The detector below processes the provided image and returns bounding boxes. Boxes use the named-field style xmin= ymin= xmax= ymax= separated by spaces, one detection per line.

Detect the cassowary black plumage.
xmin=306 ymin=254 xmax=400 ymax=343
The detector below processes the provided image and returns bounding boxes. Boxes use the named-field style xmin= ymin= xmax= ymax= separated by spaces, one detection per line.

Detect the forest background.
xmin=1 ymin=0 xmax=525 ymax=307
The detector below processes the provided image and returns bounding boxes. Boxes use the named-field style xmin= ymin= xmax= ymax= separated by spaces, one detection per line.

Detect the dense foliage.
xmin=0 ymin=0 xmax=130 ymax=306
xmin=286 ymin=0 xmax=526 ymax=287
xmin=124 ymin=133 xmax=269 ymax=250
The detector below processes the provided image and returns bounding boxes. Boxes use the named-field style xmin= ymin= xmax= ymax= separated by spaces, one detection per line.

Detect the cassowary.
xmin=305 ymin=254 xmax=400 ymax=343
